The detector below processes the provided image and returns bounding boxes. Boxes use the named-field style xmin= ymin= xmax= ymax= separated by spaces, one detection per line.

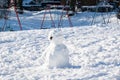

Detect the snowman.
xmin=41 ymin=30 xmax=71 ymax=68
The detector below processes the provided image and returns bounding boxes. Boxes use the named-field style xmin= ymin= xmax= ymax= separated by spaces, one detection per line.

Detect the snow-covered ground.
xmin=0 ymin=9 xmax=120 ymax=80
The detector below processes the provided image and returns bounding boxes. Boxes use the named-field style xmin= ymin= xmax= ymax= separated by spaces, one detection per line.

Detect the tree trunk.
xmin=17 ymin=0 xmax=23 ymax=14
xmin=70 ymin=0 xmax=76 ymax=12
xmin=17 ymin=0 xmax=23 ymax=10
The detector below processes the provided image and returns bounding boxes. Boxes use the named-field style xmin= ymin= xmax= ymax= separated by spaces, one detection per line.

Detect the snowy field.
xmin=0 ymin=9 xmax=120 ymax=80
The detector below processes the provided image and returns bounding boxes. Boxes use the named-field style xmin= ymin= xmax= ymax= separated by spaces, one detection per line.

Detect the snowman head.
xmin=48 ymin=30 xmax=64 ymax=44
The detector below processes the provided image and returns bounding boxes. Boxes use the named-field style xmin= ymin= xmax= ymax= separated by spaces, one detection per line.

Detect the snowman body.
xmin=49 ymin=43 xmax=70 ymax=68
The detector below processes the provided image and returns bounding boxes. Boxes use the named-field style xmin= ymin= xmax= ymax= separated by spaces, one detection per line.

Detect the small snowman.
xmin=41 ymin=30 xmax=71 ymax=68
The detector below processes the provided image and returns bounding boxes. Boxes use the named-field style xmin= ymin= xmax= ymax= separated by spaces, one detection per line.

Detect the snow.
xmin=0 ymin=9 xmax=120 ymax=80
